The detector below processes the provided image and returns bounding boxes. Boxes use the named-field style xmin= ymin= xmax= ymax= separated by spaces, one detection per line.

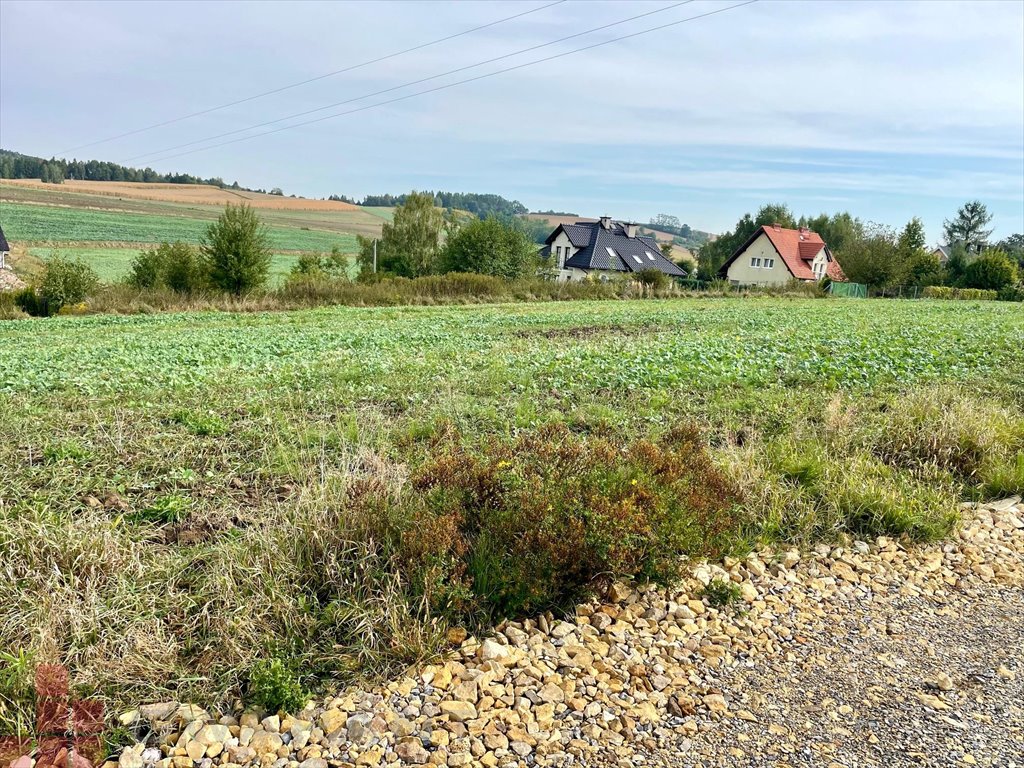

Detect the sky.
xmin=1 ymin=0 xmax=1023 ymax=241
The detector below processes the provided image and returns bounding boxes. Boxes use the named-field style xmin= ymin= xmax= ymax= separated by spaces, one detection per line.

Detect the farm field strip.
xmin=0 ymin=200 xmax=359 ymax=253
xmin=2 ymin=298 xmax=1020 ymax=398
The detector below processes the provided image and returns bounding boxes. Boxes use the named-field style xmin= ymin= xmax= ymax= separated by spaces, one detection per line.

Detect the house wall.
xmin=0 ymin=250 xmax=6 ymax=270
xmin=810 ymin=249 xmax=828 ymax=280
xmin=725 ymin=233 xmax=792 ymax=286
xmin=549 ymin=231 xmax=582 ymax=282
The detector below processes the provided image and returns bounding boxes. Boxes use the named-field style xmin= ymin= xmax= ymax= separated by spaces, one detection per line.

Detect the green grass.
xmin=0 ymin=297 xmax=1021 ymax=720
xmin=1 ymin=201 xmax=357 ymax=253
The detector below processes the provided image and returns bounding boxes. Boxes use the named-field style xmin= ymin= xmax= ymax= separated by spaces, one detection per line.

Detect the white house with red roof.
xmin=718 ymin=224 xmax=846 ymax=286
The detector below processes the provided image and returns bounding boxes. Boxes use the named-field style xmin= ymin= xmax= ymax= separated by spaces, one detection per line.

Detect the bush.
xmin=438 ymin=217 xmax=538 ymax=279
xmin=922 ymin=286 xmax=997 ymax=301
xmin=40 ymin=256 xmax=100 ymax=311
xmin=634 ymin=268 xmax=669 ymax=289
xmin=997 ymin=283 xmax=1024 ymax=302
xmin=247 ymin=658 xmax=306 ymax=715
xmin=922 ymin=285 xmax=952 ymax=299
xmin=289 ymin=247 xmax=350 ymax=281
xmin=964 ymin=250 xmax=1019 ymax=291
xmin=391 ymin=424 xmax=744 ymax=621
xmin=13 ymin=287 xmax=50 ymax=317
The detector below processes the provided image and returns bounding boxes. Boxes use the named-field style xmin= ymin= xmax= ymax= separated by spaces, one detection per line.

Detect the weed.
xmin=171 ymin=410 xmax=227 ymax=437
xmin=131 ymin=494 xmax=189 ymax=525
xmin=700 ymin=579 xmax=742 ymax=608
xmin=247 ymin=658 xmax=307 ymax=715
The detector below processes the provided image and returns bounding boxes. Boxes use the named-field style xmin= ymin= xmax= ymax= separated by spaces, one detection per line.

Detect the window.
xmin=765 ymin=258 xmax=774 ymax=268
xmin=556 ymin=246 xmax=562 ymax=257
xmin=645 ymin=251 xmax=655 ymax=261
xmin=606 ymin=246 xmax=618 ymax=260
xmin=632 ymin=255 xmax=642 ymax=264
xmin=751 ymin=257 xmax=761 ymax=268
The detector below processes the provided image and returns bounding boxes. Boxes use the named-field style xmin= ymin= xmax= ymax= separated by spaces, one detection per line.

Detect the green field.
xmin=1 ymin=298 xmax=1022 ymax=715
xmin=1 ymin=201 xmax=358 ymax=253
xmin=26 ymin=246 xmax=322 ymax=286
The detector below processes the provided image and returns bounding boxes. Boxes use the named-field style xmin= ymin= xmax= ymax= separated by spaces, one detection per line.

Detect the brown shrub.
xmin=392 ymin=424 xmax=744 ymax=622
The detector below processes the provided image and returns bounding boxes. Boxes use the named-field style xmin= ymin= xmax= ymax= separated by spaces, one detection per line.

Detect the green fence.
xmin=830 ymin=282 xmax=868 ymax=298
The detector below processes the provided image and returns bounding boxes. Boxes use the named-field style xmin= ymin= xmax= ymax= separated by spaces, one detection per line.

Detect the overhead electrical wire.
xmin=126 ymin=0 xmax=695 ymax=163
xmin=54 ymin=0 xmax=568 ymax=155
xmin=140 ymin=0 xmax=757 ymax=165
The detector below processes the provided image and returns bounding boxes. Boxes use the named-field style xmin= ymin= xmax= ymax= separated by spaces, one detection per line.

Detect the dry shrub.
xmin=394 ymin=424 xmax=743 ymax=622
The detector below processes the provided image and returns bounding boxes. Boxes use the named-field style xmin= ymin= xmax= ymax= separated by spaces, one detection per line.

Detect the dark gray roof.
xmin=0 ymin=224 xmax=9 ymax=253
xmin=552 ymin=220 xmax=686 ymax=277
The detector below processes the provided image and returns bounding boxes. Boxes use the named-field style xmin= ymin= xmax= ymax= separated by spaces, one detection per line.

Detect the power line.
xmin=143 ymin=1 xmax=756 ymax=166
xmin=126 ymin=1 xmax=694 ymax=163
xmin=54 ymin=0 xmax=567 ymax=156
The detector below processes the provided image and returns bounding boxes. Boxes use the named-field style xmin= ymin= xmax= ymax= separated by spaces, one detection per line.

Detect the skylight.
xmin=632 ymin=255 xmax=642 ymax=264
xmin=605 ymin=247 xmax=618 ymax=260
xmin=645 ymin=251 xmax=655 ymax=260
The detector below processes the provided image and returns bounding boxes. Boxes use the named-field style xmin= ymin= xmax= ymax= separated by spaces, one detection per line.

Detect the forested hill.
xmin=0 ymin=148 xmax=246 ymax=189
xmin=331 ymin=191 xmax=529 ymax=218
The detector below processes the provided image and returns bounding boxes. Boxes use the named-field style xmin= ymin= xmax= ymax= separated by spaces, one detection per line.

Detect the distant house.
xmin=932 ymin=244 xmax=952 ymax=264
xmin=0 ymin=223 xmax=9 ymax=270
xmin=542 ymin=217 xmax=687 ymax=282
xmin=718 ymin=224 xmax=845 ymax=286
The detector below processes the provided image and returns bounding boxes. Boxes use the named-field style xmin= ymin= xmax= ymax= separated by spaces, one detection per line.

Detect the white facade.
xmin=547 ymin=230 xmax=590 ymax=282
xmin=724 ymin=232 xmax=826 ymax=286
xmin=724 ymin=233 xmax=789 ymax=286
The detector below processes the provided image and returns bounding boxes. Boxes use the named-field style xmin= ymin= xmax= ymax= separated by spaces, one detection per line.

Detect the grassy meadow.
xmin=0 ymin=181 xmax=389 ymax=286
xmin=1 ymin=297 xmax=1022 ymax=722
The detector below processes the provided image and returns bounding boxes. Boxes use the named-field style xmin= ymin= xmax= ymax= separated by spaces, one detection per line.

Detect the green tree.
xmin=942 ymin=242 xmax=970 ymax=286
xmin=994 ymin=234 xmax=1024 ymax=269
xmin=658 ymin=241 xmax=674 ymax=259
xmin=38 ymin=255 xmax=100 ymax=312
xmin=895 ymin=217 xmax=939 ymax=285
xmin=835 ymin=223 xmax=901 ymax=289
xmin=202 ymin=204 xmax=271 ymax=294
xmin=438 ymin=217 xmax=537 ymax=279
xmin=800 ymin=212 xmax=864 ymax=255
xmin=943 ymin=200 xmax=993 ymax=255
xmin=358 ymin=191 xmax=445 ymax=278
xmin=963 ymin=250 xmax=1018 ymax=290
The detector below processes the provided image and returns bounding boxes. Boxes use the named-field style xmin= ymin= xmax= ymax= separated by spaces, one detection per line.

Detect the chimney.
xmin=772 ymin=222 xmax=782 ymax=231
xmin=623 ymin=221 xmax=638 ymax=238
xmin=599 ymin=215 xmax=612 ymax=230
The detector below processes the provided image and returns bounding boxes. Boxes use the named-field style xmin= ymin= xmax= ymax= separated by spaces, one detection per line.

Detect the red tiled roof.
xmin=758 ymin=225 xmax=845 ymax=281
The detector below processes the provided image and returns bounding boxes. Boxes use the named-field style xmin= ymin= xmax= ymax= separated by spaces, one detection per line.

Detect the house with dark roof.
xmin=932 ymin=244 xmax=952 ymax=264
xmin=0 ymin=223 xmax=9 ymax=271
xmin=541 ymin=217 xmax=687 ymax=282
xmin=718 ymin=224 xmax=845 ymax=286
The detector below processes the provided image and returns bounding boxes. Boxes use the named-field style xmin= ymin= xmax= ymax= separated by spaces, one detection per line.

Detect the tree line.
xmin=697 ymin=200 xmax=1022 ymax=296
xmin=330 ymin=190 xmax=528 ymax=218
xmin=0 ymin=148 xmax=249 ymax=190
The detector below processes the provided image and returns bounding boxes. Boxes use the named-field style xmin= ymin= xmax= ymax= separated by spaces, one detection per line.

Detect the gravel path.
xmin=663 ymin=582 xmax=1024 ymax=768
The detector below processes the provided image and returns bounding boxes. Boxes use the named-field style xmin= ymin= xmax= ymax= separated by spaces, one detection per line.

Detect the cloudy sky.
xmin=2 ymin=0 xmax=1022 ymax=239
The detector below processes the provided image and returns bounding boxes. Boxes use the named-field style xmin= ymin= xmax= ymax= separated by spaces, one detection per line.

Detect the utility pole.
xmin=373 ymin=239 xmax=377 ymax=274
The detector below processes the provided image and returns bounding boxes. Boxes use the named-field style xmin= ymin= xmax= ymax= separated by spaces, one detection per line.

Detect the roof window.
xmin=645 ymin=251 xmax=655 ymax=260
xmin=605 ymin=246 xmax=618 ymax=259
